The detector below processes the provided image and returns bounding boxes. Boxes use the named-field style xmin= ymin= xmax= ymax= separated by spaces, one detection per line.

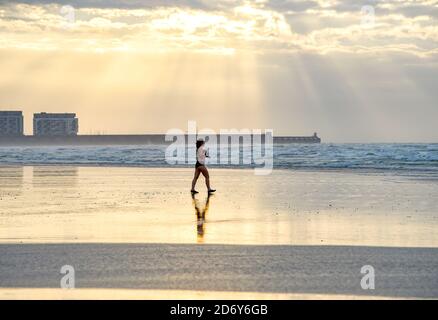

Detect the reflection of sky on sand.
xmin=0 ymin=166 xmax=437 ymax=247
xmin=0 ymin=288 xmax=402 ymax=300
xmin=32 ymin=166 xmax=77 ymax=188
xmin=0 ymin=166 xmax=24 ymax=197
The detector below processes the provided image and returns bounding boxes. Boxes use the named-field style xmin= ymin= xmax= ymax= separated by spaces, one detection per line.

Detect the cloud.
xmin=0 ymin=0 xmax=436 ymax=57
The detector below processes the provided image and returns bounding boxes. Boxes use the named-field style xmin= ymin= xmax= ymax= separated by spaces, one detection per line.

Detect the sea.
xmin=0 ymin=143 xmax=437 ymax=176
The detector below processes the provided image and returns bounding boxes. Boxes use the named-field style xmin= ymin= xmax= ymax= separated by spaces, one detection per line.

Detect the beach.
xmin=0 ymin=165 xmax=437 ymax=299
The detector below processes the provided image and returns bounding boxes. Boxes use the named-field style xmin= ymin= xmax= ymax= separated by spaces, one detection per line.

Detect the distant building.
xmin=33 ymin=113 xmax=78 ymax=136
xmin=0 ymin=111 xmax=24 ymax=136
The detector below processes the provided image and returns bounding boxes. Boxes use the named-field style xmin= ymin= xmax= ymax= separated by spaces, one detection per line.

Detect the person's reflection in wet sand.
xmin=191 ymin=193 xmax=212 ymax=243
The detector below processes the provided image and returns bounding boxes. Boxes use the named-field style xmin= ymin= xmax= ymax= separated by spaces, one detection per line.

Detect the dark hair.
xmin=196 ymin=140 xmax=205 ymax=150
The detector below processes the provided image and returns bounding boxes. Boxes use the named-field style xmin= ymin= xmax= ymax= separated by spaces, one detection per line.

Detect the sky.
xmin=0 ymin=0 xmax=437 ymax=142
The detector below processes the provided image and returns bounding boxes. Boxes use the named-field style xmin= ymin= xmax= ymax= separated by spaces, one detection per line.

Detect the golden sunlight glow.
xmin=1 ymin=0 xmax=437 ymax=140
xmin=1 ymin=1 xmax=435 ymax=56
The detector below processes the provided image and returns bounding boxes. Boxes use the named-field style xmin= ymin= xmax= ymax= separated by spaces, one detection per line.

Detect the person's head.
xmin=196 ymin=139 xmax=205 ymax=149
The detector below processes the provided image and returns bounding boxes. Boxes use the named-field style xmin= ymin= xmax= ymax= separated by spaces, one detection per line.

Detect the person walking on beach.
xmin=191 ymin=139 xmax=216 ymax=194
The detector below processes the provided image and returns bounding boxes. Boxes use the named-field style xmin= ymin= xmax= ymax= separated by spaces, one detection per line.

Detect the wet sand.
xmin=0 ymin=243 xmax=437 ymax=299
xmin=0 ymin=166 xmax=437 ymax=299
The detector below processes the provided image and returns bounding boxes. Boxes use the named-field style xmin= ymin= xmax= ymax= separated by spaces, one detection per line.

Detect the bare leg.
xmin=200 ymin=166 xmax=211 ymax=190
xmin=191 ymin=168 xmax=201 ymax=191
